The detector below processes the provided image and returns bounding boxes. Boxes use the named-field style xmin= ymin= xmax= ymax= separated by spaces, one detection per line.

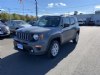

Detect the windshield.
xmin=12 ymin=21 xmax=27 ymax=25
xmin=34 ymin=16 xmax=61 ymax=27
xmin=7 ymin=20 xmax=28 ymax=26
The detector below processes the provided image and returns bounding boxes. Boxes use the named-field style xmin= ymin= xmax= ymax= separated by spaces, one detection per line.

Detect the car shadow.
xmin=0 ymin=34 xmax=15 ymax=40
xmin=1 ymin=42 xmax=77 ymax=75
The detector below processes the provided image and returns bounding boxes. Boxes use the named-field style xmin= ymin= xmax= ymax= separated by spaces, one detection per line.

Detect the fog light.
xmin=35 ymin=45 xmax=42 ymax=48
xmin=35 ymin=45 xmax=43 ymax=51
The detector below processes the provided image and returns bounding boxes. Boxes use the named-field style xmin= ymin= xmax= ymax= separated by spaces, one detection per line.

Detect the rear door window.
xmin=63 ymin=17 xmax=70 ymax=25
xmin=70 ymin=17 xmax=75 ymax=25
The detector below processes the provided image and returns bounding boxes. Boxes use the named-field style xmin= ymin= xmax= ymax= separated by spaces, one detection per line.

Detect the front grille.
xmin=16 ymin=32 xmax=33 ymax=41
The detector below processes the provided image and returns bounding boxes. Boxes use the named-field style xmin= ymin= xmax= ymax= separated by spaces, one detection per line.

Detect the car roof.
xmin=42 ymin=15 xmax=61 ymax=17
xmin=42 ymin=15 xmax=76 ymax=18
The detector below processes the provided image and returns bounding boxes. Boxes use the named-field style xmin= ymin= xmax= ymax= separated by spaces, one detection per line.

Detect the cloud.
xmin=0 ymin=9 xmax=5 ymax=11
xmin=55 ymin=3 xmax=59 ymax=7
xmin=48 ymin=3 xmax=54 ymax=8
xmin=48 ymin=2 xmax=67 ymax=8
xmin=59 ymin=3 xmax=66 ymax=6
xmin=55 ymin=3 xmax=66 ymax=7
xmin=95 ymin=5 xmax=100 ymax=9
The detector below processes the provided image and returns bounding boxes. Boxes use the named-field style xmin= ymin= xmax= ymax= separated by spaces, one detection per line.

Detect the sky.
xmin=0 ymin=0 xmax=100 ymax=16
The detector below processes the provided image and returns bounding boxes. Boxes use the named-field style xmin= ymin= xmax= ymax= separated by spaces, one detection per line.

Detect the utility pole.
xmin=35 ymin=0 xmax=38 ymax=20
xmin=19 ymin=0 xmax=24 ymax=15
xmin=22 ymin=0 xmax=24 ymax=15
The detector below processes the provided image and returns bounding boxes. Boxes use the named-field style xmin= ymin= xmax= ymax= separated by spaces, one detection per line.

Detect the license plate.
xmin=17 ymin=43 xmax=23 ymax=49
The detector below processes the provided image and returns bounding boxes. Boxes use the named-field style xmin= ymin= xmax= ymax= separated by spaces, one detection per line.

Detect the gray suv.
xmin=0 ymin=21 xmax=10 ymax=37
xmin=14 ymin=15 xmax=80 ymax=58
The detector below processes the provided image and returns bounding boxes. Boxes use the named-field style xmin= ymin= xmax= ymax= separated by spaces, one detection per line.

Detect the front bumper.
xmin=14 ymin=39 xmax=48 ymax=55
xmin=0 ymin=31 xmax=10 ymax=37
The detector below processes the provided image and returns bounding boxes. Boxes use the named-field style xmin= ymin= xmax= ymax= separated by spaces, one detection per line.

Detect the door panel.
xmin=69 ymin=17 xmax=77 ymax=39
xmin=61 ymin=17 xmax=72 ymax=43
xmin=62 ymin=27 xmax=72 ymax=43
xmin=69 ymin=26 xmax=76 ymax=40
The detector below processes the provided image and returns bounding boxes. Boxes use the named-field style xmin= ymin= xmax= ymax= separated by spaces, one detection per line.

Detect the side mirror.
xmin=64 ymin=23 xmax=70 ymax=27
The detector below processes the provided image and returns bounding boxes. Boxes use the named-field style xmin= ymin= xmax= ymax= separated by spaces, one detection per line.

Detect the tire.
xmin=73 ymin=33 xmax=79 ymax=44
xmin=48 ymin=40 xmax=60 ymax=58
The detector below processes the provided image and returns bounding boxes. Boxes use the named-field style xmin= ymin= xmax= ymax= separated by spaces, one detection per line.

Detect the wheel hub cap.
xmin=51 ymin=43 xmax=59 ymax=56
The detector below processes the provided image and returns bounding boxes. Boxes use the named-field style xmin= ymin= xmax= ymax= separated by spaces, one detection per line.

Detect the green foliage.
xmin=0 ymin=12 xmax=36 ymax=22
xmin=12 ymin=13 xmax=21 ymax=20
xmin=0 ymin=13 xmax=9 ymax=21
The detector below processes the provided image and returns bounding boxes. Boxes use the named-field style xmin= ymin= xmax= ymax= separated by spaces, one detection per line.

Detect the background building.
xmin=75 ymin=10 xmax=100 ymax=25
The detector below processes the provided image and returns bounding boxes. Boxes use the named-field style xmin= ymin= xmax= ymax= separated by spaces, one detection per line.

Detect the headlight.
xmin=5 ymin=26 xmax=9 ymax=30
xmin=33 ymin=34 xmax=39 ymax=40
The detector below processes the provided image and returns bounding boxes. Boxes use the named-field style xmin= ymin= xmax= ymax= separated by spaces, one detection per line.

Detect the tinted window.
xmin=63 ymin=17 xmax=70 ymax=25
xmin=70 ymin=17 xmax=75 ymax=25
xmin=12 ymin=21 xmax=26 ymax=25
xmin=6 ymin=21 xmax=13 ymax=26
xmin=6 ymin=20 xmax=28 ymax=26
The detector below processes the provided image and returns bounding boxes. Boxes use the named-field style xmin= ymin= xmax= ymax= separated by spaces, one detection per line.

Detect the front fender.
xmin=46 ymin=33 xmax=62 ymax=50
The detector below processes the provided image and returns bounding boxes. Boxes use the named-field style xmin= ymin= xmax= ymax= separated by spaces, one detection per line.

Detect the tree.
xmin=30 ymin=16 xmax=36 ymax=21
xmin=25 ymin=14 xmax=30 ymax=22
xmin=20 ymin=15 xmax=26 ymax=21
xmin=74 ymin=11 xmax=78 ymax=15
xmin=79 ymin=13 xmax=83 ymax=15
xmin=0 ymin=12 xmax=36 ymax=21
xmin=0 ymin=13 xmax=9 ymax=21
xmin=12 ymin=13 xmax=20 ymax=20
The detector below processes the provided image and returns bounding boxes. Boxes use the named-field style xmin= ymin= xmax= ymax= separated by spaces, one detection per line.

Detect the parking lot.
xmin=0 ymin=26 xmax=100 ymax=75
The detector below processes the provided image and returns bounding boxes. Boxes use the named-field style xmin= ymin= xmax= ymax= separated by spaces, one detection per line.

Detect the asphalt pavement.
xmin=0 ymin=26 xmax=100 ymax=75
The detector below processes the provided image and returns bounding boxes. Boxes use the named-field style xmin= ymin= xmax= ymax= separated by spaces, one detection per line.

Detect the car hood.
xmin=17 ymin=26 xmax=59 ymax=33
